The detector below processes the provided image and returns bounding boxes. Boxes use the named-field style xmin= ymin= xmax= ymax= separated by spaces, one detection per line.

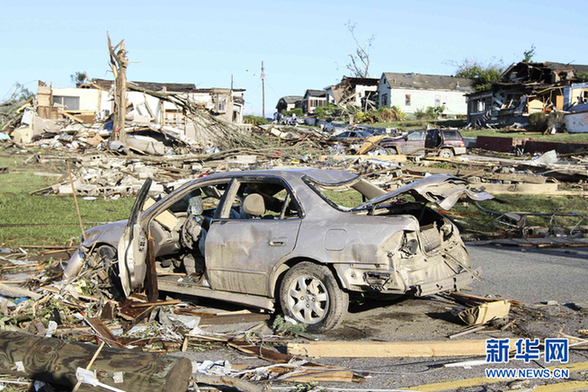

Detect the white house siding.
xmin=51 ymin=88 xmax=102 ymax=112
xmin=386 ymin=89 xmax=468 ymax=115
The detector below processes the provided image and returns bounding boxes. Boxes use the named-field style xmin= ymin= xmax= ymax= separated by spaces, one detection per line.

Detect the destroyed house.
xmin=301 ymin=89 xmax=330 ymax=114
xmin=325 ymin=76 xmax=379 ymax=110
xmin=377 ymin=72 xmax=472 ymax=116
xmin=36 ymin=79 xmax=245 ymax=140
xmin=276 ymin=95 xmax=303 ymax=113
xmin=91 ymin=79 xmax=246 ymax=126
xmin=466 ymin=61 xmax=588 ymax=126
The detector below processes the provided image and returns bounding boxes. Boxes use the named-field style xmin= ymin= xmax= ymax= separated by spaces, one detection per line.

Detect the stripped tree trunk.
xmin=107 ymin=32 xmax=128 ymax=145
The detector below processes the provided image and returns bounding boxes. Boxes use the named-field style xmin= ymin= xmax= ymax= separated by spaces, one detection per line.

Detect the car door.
xmin=204 ymin=177 xmax=302 ymax=296
xmin=404 ymin=130 xmax=425 ymax=154
xmin=118 ymin=178 xmax=152 ymax=297
xmin=425 ymin=129 xmax=440 ymax=150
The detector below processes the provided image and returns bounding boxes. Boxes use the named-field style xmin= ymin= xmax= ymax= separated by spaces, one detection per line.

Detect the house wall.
xmin=350 ymin=85 xmax=378 ymax=106
xmin=564 ymin=82 xmax=588 ymax=109
xmin=378 ymin=85 xmax=468 ymax=115
xmin=51 ymin=88 xmax=102 ymax=112
xmin=302 ymin=97 xmax=327 ymax=114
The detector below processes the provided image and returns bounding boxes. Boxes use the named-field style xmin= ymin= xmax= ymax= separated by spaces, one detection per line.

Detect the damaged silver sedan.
xmin=64 ymin=169 xmax=492 ymax=331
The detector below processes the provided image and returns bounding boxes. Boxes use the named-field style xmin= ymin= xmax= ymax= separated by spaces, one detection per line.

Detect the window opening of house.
xmin=53 ymin=96 xmax=80 ymax=111
xmin=164 ymin=109 xmax=186 ymax=128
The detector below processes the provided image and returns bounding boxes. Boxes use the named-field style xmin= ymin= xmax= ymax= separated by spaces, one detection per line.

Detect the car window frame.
xmin=216 ymin=175 xmax=304 ymax=221
xmin=141 ymin=177 xmax=232 ymax=225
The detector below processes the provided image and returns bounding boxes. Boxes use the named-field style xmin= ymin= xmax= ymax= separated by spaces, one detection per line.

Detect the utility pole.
xmin=261 ymin=61 xmax=265 ymax=119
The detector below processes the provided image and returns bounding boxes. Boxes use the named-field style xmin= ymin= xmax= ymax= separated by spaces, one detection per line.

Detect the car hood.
xmin=353 ymin=174 xmax=493 ymax=211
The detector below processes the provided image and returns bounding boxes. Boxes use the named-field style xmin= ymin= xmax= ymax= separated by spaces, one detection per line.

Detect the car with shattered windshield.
xmin=64 ymin=169 xmax=491 ymax=332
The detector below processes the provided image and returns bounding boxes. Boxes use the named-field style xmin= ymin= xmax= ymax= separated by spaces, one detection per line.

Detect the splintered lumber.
xmin=228 ymin=341 xmax=294 ymax=363
xmin=85 ymin=318 xmax=124 ymax=348
xmin=287 ymin=339 xmax=515 ymax=358
xmin=0 ymin=330 xmax=191 ymax=392
xmin=0 ymin=282 xmax=39 ymax=298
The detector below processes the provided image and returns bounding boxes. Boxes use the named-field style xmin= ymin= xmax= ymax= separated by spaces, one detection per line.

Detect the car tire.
xmin=385 ymin=147 xmax=398 ymax=155
xmin=279 ymin=262 xmax=348 ymax=332
xmin=439 ymin=148 xmax=454 ymax=158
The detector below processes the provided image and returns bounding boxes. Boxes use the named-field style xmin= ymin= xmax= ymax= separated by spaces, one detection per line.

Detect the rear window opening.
xmin=304 ymin=177 xmax=388 ymax=211
xmin=442 ymin=131 xmax=462 ymax=140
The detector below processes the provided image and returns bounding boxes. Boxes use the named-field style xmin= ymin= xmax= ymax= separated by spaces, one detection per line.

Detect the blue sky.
xmin=2 ymin=0 xmax=587 ymax=116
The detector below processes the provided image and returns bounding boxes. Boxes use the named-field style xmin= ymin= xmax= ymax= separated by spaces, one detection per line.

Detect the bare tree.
xmin=345 ymin=21 xmax=374 ymax=78
xmin=107 ymin=32 xmax=129 ymax=144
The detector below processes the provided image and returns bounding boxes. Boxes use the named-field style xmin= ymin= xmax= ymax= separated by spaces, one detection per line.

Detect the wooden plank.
xmin=287 ymin=339 xmax=515 ymax=358
xmin=57 ymin=109 xmax=85 ymax=123
xmin=357 ymin=135 xmax=387 ymax=155
xmin=319 ymin=154 xmax=407 ymax=162
xmin=476 ymin=183 xmax=559 ymax=194
xmin=199 ymin=313 xmax=270 ymax=326
xmin=405 ymin=361 xmax=588 ymax=391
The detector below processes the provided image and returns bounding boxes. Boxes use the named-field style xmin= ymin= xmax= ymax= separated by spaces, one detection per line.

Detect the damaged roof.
xmin=304 ymin=89 xmax=328 ymax=98
xmin=279 ymin=95 xmax=303 ymax=104
xmin=94 ymin=79 xmax=198 ymax=93
xmin=93 ymin=79 xmax=246 ymax=94
xmin=496 ymin=61 xmax=588 ymax=86
xmin=381 ymin=73 xmax=472 ymax=91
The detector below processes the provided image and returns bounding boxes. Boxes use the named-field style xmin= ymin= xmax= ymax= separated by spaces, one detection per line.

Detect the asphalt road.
xmin=467 ymin=244 xmax=588 ymax=304
xmin=180 ymin=244 xmax=588 ymax=391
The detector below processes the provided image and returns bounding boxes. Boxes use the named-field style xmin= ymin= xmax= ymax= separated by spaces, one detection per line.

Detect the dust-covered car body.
xmin=64 ymin=169 xmax=491 ymax=331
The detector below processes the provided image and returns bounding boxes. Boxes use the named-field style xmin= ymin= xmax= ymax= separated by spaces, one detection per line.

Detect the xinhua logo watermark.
xmin=485 ymin=338 xmax=570 ymax=379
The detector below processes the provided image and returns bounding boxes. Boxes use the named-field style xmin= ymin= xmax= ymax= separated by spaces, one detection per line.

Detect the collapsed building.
xmin=11 ymin=79 xmax=247 ymax=144
xmin=466 ymin=61 xmax=588 ymax=129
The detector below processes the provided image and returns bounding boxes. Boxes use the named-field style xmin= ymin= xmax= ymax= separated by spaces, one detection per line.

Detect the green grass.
xmin=449 ymin=195 xmax=588 ymax=233
xmin=459 ymin=129 xmax=588 ymax=143
xmin=0 ymin=151 xmax=135 ymax=248
xmin=324 ymin=185 xmax=588 ymax=234
xmin=371 ymin=119 xmax=467 ymax=129
xmin=367 ymin=120 xmax=588 ymax=143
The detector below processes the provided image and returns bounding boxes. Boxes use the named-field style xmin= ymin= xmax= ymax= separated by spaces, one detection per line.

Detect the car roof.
xmin=194 ymin=168 xmax=359 ymax=185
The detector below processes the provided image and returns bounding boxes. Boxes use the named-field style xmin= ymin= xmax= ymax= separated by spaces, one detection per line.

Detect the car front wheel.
xmin=279 ymin=262 xmax=348 ymax=332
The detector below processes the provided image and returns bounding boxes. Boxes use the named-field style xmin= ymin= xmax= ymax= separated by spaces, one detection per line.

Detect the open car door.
xmin=118 ymin=178 xmax=152 ymax=297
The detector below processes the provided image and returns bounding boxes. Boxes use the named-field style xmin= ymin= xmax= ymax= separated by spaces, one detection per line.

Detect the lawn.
xmin=370 ymin=119 xmax=588 ymax=143
xmin=449 ymin=194 xmax=588 ymax=234
xmin=324 ymin=183 xmax=588 ymax=235
xmin=0 ymin=151 xmax=135 ymax=248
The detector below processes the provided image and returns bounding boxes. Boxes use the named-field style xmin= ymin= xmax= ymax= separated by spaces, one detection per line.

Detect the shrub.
xmin=528 ymin=113 xmax=548 ymax=132
xmin=355 ymin=111 xmax=368 ymax=123
xmin=415 ymin=106 xmax=445 ymax=120
xmin=315 ymin=104 xmax=343 ymax=120
xmin=243 ymin=115 xmax=268 ymax=126
xmin=284 ymin=108 xmax=303 ymax=117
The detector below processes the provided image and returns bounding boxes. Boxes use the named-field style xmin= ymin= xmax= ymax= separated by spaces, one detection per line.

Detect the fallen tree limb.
xmin=0 ymin=330 xmax=191 ymax=392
